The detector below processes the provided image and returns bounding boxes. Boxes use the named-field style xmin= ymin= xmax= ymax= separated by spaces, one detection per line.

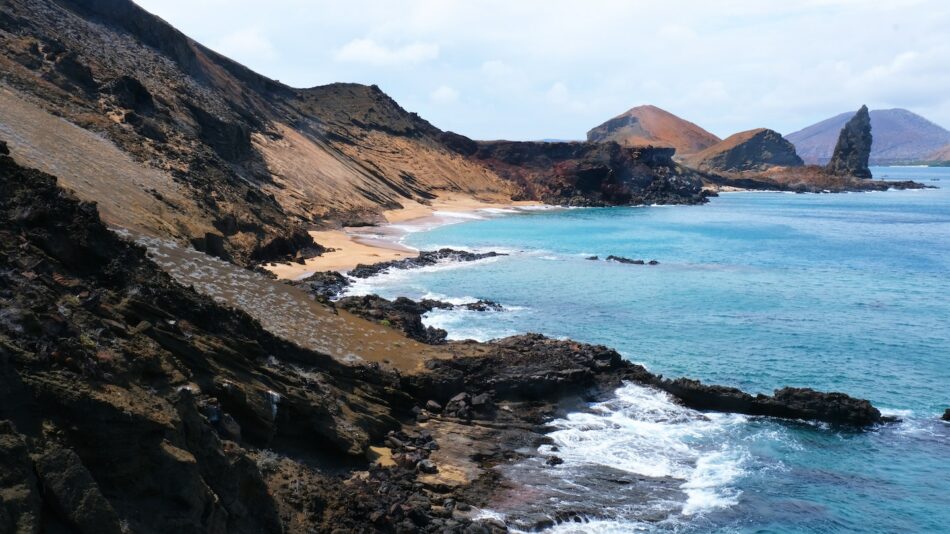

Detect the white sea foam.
xmin=419 ymin=291 xmax=481 ymax=305
xmin=479 ymin=207 xmax=522 ymax=215
xmin=880 ymin=408 xmax=914 ymax=418
xmin=432 ymin=210 xmax=489 ymax=220
xmin=422 ymin=307 xmax=522 ymax=341
xmin=515 ymin=204 xmax=566 ymax=211
xmin=543 ymin=519 xmax=654 ymax=533
xmin=541 ymin=383 xmax=747 ymax=518
xmin=342 ymin=255 xmax=505 ymax=297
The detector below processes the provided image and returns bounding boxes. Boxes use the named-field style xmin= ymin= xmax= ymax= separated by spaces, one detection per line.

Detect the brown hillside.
xmin=0 ymin=0 xmax=512 ymax=265
xmin=587 ymin=105 xmax=721 ymax=155
xmin=928 ymin=143 xmax=950 ymax=162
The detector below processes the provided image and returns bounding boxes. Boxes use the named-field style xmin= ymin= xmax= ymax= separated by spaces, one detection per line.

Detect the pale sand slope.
xmin=266 ymin=193 xmax=541 ymax=279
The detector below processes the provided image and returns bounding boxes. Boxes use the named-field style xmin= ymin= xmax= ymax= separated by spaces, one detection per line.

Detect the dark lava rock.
xmin=586 ymin=256 xmax=599 ymax=260
xmin=0 ymin=421 xmax=42 ymax=533
xmin=412 ymin=333 xmax=886 ymax=427
xmin=462 ymin=139 xmax=710 ymax=206
xmin=827 ymin=105 xmax=873 ymax=178
xmin=942 ymin=408 xmax=950 ymax=421
xmin=689 ymin=128 xmax=804 ymax=173
xmin=0 ymin=140 xmax=8 ymax=156
xmin=102 ymin=75 xmax=155 ymax=113
xmin=417 ymin=459 xmax=438 ymax=474
xmin=0 ymin=146 xmax=412 ymax=533
xmin=463 ymin=299 xmax=504 ymax=312
xmin=34 ymin=447 xmax=124 ymax=534
xmin=336 ymin=295 xmax=448 ymax=344
xmin=606 ymin=255 xmax=645 ymax=265
xmin=655 ymin=379 xmax=885 ymax=427
xmin=648 ymin=260 xmax=659 ymax=265
xmin=292 ymin=270 xmax=351 ymax=301
xmin=349 ymin=248 xmax=505 ymax=278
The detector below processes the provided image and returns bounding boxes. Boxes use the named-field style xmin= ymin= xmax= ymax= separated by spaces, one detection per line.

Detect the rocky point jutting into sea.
xmin=0 ymin=0 xmax=945 ymax=532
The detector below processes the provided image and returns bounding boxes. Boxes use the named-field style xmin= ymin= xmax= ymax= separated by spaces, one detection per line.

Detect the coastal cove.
xmin=344 ymin=167 xmax=950 ymax=533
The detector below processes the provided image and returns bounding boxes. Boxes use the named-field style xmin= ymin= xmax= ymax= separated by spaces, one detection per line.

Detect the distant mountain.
xmin=684 ymin=128 xmax=803 ymax=172
xmin=587 ymin=105 xmax=721 ymax=155
xmin=787 ymin=108 xmax=950 ymax=165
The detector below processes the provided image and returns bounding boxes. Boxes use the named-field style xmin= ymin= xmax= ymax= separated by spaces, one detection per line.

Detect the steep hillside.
xmin=684 ymin=128 xmax=803 ymax=172
xmin=0 ymin=0 xmax=512 ymax=265
xmin=587 ymin=105 xmax=721 ymax=155
xmin=787 ymin=108 xmax=950 ymax=165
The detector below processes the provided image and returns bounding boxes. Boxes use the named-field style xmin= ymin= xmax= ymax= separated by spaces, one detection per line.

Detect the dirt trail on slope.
xmin=135 ymin=234 xmax=443 ymax=372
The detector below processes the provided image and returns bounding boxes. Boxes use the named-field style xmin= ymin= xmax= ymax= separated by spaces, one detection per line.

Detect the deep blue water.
xmin=349 ymin=167 xmax=950 ymax=533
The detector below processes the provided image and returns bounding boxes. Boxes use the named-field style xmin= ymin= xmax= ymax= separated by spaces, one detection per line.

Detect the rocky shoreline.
xmin=0 ymin=151 xmax=899 ymax=532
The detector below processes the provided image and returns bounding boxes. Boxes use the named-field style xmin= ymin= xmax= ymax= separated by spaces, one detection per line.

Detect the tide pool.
xmin=347 ymin=167 xmax=950 ymax=533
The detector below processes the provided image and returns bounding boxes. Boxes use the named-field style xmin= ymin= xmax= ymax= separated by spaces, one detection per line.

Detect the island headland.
xmin=0 ymin=0 xmax=939 ymax=532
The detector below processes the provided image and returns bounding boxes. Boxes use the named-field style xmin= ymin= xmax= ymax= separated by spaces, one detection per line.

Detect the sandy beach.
xmin=265 ymin=193 xmax=542 ymax=279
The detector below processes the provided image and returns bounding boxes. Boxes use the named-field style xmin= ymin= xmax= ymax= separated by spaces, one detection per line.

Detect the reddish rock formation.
xmin=587 ymin=105 xmax=721 ymax=155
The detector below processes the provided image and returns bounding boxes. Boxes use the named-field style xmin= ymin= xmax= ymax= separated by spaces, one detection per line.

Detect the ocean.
xmin=345 ymin=167 xmax=950 ymax=533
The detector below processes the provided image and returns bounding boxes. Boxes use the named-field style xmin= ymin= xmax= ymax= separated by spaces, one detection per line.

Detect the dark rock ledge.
xmin=290 ymin=248 xmax=506 ymax=302
xmin=411 ymin=333 xmax=888 ymax=428
xmin=349 ymin=248 xmax=506 ymax=279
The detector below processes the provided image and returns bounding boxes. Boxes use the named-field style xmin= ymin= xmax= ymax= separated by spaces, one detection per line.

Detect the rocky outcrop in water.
xmin=605 ymin=255 xmax=658 ymax=265
xmin=412 ymin=334 xmax=886 ymax=427
xmin=827 ymin=105 xmax=873 ymax=178
xmin=336 ymin=295 xmax=449 ymax=344
xmin=788 ymin=108 xmax=950 ymax=165
xmin=349 ymin=248 xmax=505 ymax=278
xmin=943 ymin=408 xmax=950 ymax=421
xmin=291 ymin=270 xmax=351 ymax=301
xmin=654 ymin=379 xmax=886 ymax=426
xmin=702 ymin=165 xmax=928 ymax=193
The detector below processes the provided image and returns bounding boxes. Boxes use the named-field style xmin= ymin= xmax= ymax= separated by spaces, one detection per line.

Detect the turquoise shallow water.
xmin=349 ymin=167 xmax=950 ymax=533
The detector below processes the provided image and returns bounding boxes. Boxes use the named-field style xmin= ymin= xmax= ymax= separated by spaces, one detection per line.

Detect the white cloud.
xmin=546 ymin=81 xmax=570 ymax=104
xmin=133 ymin=0 xmax=950 ymax=139
xmin=211 ymin=28 xmax=277 ymax=63
xmin=334 ymin=38 xmax=439 ymax=66
xmin=430 ymin=85 xmax=459 ymax=104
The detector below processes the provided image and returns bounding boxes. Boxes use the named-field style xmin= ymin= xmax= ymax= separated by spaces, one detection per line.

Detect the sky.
xmin=133 ymin=0 xmax=950 ymax=141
